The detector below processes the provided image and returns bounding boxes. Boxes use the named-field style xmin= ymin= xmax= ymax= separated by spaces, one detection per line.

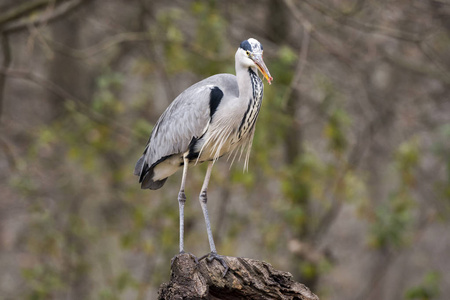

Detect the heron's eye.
xmin=246 ymin=51 xmax=250 ymax=56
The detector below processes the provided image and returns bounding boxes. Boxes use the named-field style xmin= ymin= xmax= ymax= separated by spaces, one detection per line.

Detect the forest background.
xmin=0 ymin=0 xmax=449 ymax=299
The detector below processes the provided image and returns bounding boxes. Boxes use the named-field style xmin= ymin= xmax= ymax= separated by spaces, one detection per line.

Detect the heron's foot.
xmin=171 ymin=251 xmax=199 ymax=267
xmin=199 ymin=251 xmax=229 ymax=277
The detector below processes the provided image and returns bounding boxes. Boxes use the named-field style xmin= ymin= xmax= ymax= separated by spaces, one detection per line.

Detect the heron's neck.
xmin=234 ymin=65 xmax=264 ymax=140
xmin=236 ymin=65 xmax=264 ymax=103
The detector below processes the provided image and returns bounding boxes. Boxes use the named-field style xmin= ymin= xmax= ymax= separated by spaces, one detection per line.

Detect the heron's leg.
xmin=198 ymin=161 xmax=229 ymax=276
xmin=178 ymin=156 xmax=189 ymax=253
xmin=199 ymin=161 xmax=217 ymax=252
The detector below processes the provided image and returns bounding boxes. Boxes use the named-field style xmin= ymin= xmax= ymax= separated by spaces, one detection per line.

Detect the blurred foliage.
xmin=405 ymin=271 xmax=441 ymax=300
xmin=1 ymin=0 xmax=450 ymax=299
xmin=281 ymin=153 xmax=323 ymax=234
xmin=369 ymin=139 xmax=419 ymax=249
xmin=22 ymin=266 xmax=64 ymax=300
xmin=433 ymin=124 xmax=450 ymax=218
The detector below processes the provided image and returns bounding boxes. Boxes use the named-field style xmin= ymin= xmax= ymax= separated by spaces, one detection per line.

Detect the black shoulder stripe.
xmin=209 ymin=86 xmax=223 ymax=118
xmin=186 ymin=136 xmax=200 ymax=160
xmin=238 ymin=99 xmax=252 ymax=134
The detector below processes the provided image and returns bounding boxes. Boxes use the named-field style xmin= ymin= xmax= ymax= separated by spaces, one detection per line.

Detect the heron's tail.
xmin=134 ymin=155 xmax=167 ymax=190
xmin=134 ymin=155 xmax=145 ymax=176
xmin=141 ymin=173 xmax=167 ymax=190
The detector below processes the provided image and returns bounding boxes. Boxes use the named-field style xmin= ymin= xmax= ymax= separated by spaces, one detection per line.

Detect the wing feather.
xmin=136 ymin=74 xmax=238 ymax=189
xmin=147 ymin=74 xmax=238 ymax=166
xmin=146 ymin=85 xmax=211 ymax=166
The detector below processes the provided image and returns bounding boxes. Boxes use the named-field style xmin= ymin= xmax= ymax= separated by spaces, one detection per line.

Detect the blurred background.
xmin=1 ymin=0 xmax=450 ymax=299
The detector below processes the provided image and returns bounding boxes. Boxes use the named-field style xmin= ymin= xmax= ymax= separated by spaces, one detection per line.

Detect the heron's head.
xmin=237 ymin=38 xmax=273 ymax=84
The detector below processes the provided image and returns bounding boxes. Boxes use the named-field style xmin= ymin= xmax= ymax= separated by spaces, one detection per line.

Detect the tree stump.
xmin=158 ymin=253 xmax=319 ymax=300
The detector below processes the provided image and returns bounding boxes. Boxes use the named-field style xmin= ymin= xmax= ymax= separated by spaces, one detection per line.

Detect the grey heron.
xmin=134 ymin=38 xmax=272 ymax=273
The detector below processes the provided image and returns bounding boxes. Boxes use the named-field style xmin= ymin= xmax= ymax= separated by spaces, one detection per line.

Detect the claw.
xmin=188 ymin=252 xmax=200 ymax=264
xmin=171 ymin=251 xmax=199 ymax=268
xmin=199 ymin=251 xmax=229 ymax=277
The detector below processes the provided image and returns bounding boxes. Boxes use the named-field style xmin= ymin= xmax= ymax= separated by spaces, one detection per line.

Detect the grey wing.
xmin=135 ymin=75 xmax=236 ymax=189
xmin=149 ymin=74 xmax=238 ymax=164
xmin=146 ymin=84 xmax=214 ymax=165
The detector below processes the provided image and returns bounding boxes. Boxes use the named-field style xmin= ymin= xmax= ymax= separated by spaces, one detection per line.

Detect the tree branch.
xmin=0 ymin=68 xmax=82 ymax=104
xmin=302 ymin=0 xmax=421 ymax=43
xmin=0 ymin=33 xmax=11 ymax=121
xmin=283 ymin=0 xmax=353 ymax=66
xmin=2 ymin=0 xmax=90 ymax=33
xmin=44 ymin=31 xmax=153 ymax=59
xmin=0 ymin=0 xmax=61 ymax=28
xmin=0 ymin=68 xmax=143 ymax=139
xmin=159 ymin=253 xmax=319 ymax=300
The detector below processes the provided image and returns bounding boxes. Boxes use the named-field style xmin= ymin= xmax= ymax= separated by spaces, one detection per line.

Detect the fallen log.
xmin=158 ymin=253 xmax=319 ymax=300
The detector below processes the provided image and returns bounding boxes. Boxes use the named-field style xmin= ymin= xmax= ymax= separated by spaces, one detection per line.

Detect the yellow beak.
xmin=253 ymin=53 xmax=273 ymax=85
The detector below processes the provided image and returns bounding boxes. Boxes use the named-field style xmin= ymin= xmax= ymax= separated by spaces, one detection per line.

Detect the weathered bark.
xmin=158 ymin=253 xmax=319 ymax=300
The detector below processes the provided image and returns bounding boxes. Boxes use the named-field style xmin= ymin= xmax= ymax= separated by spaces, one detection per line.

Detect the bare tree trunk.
xmin=47 ymin=6 xmax=91 ymax=119
xmin=158 ymin=253 xmax=319 ymax=300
